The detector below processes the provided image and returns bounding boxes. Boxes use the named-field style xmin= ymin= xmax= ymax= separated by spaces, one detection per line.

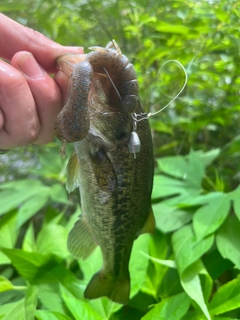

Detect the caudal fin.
xmin=84 ymin=270 xmax=130 ymax=304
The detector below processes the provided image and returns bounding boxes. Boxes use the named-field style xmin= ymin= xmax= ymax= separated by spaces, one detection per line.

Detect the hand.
xmin=0 ymin=13 xmax=83 ymax=150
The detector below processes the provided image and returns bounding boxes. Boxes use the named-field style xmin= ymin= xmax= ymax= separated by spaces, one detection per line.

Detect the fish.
xmin=55 ymin=40 xmax=155 ymax=304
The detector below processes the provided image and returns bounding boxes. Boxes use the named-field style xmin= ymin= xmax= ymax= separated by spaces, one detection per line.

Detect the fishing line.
xmin=132 ymin=59 xmax=188 ymax=123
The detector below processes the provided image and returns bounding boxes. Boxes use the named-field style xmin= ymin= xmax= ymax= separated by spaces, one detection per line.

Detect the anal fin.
xmin=140 ymin=207 xmax=155 ymax=234
xmin=67 ymin=215 xmax=97 ymax=260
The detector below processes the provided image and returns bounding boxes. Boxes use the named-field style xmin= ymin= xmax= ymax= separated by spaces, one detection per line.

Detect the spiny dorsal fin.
xmin=67 ymin=215 xmax=97 ymax=260
xmin=140 ymin=207 xmax=155 ymax=234
xmin=66 ymin=151 xmax=80 ymax=193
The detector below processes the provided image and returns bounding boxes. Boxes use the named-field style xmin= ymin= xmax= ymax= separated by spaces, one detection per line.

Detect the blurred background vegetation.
xmin=0 ymin=0 xmax=240 ymax=319
xmin=2 ymin=0 xmax=240 ymax=188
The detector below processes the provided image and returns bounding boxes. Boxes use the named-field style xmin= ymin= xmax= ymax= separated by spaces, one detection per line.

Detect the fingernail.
xmin=17 ymin=53 xmax=45 ymax=79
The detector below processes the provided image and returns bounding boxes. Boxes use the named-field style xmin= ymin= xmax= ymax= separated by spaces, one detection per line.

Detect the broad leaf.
xmin=193 ymin=193 xmax=230 ymax=241
xmin=153 ymin=203 xmax=192 ymax=233
xmin=24 ymin=285 xmax=38 ymax=320
xmin=0 ymin=276 xmax=14 ymax=293
xmin=209 ymin=276 xmax=240 ymax=315
xmin=172 ymin=225 xmax=213 ymax=319
xmin=36 ymin=224 xmax=68 ymax=258
xmin=216 ymin=215 xmax=240 ymax=270
xmin=60 ymin=286 xmax=103 ymax=320
xmin=35 ymin=310 xmax=72 ymax=320
xmin=141 ymin=292 xmax=190 ymax=320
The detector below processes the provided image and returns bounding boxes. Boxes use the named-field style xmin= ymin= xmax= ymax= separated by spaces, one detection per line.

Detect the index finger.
xmin=0 ymin=14 xmax=84 ymax=73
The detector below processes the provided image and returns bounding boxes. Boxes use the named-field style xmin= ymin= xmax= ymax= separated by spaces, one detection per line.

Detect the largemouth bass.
xmin=55 ymin=40 xmax=155 ymax=304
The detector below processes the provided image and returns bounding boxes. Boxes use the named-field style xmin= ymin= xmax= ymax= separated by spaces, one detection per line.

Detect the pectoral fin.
xmin=140 ymin=207 xmax=155 ymax=234
xmin=89 ymin=148 xmax=117 ymax=192
xmin=66 ymin=151 xmax=80 ymax=193
xmin=67 ymin=215 xmax=97 ymax=260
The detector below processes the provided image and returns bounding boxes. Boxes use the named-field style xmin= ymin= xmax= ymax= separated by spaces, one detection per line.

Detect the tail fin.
xmin=84 ymin=270 xmax=130 ymax=304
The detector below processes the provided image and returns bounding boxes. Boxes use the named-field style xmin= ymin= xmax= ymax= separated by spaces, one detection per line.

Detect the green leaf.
xmin=172 ymin=225 xmax=214 ymax=275
xmin=193 ymin=194 xmax=230 ymax=241
xmin=231 ymin=186 xmax=240 ymax=222
xmin=17 ymin=192 xmax=49 ymax=228
xmin=1 ymin=299 xmax=25 ymax=320
xmin=141 ymin=292 xmax=190 ymax=320
xmin=149 ymin=21 xmax=191 ymax=34
xmin=0 ymin=180 xmax=50 ymax=216
xmin=153 ymin=203 xmax=192 ymax=233
xmin=172 ymin=225 xmax=213 ymax=320
xmin=216 ymin=215 xmax=240 ymax=269
xmin=130 ymin=234 xmax=151 ymax=298
xmin=22 ymin=223 xmax=36 ymax=252
xmin=35 ymin=310 xmax=72 ymax=320
xmin=60 ymin=286 xmax=103 ymax=320
xmin=37 ymin=283 xmax=66 ymax=314
xmin=24 ymin=285 xmax=38 ymax=320
xmin=153 ymin=151 xmax=204 ymax=202
xmin=0 ymin=277 xmax=14 ymax=293
xmin=1 ymin=248 xmax=83 ymax=299
xmin=209 ymin=276 xmax=240 ymax=315
xmin=36 ymin=224 xmax=68 ymax=258
xmin=50 ymin=184 xmax=70 ymax=204
xmin=0 ymin=211 xmax=18 ymax=250
xmin=180 ymin=260 xmax=211 ymax=320
xmin=0 ymin=248 xmax=50 ymax=281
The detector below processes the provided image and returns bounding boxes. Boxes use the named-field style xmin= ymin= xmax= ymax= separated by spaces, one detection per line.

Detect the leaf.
xmin=24 ymin=285 xmax=38 ymax=320
xmin=50 ymin=184 xmax=70 ymax=204
xmin=180 ymin=260 xmax=211 ymax=320
xmin=37 ymin=283 xmax=66 ymax=314
xmin=193 ymin=193 xmax=230 ymax=241
xmin=0 ymin=277 xmax=14 ymax=293
xmin=153 ymin=203 xmax=192 ymax=233
xmin=172 ymin=225 xmax=214 ymax=320
xmin=130 ymin=234 xmax=151 ymax=298
xmin=209 ymin=276 xmax=240 ymax=315
xmin=1 ymin=299 xmax=25 ymax=320
xmin=36 ymin=224 xmax=68 ymax=258
xmin=172 ymin=225 xmax=214 ymax=275
xmin=153 ymin=151 xmax=204 ymax=202
xmin=231 ymin=186 xmax=240 ymax=222
xmin=60 ymin=286 xmax=103 ymax=320
xmin=35 ymin=310 xmax=72 ymax=320
xmin=17 ymin=192 xmax=49 ymax=228
xmin=216 ymin=215 xmax=240 ymax=269
xmin=0 ymin=248 xmax=50 ymax=281
xmin=0 ymin=180 xmax=50 ymax=216
xmin=22 ymin=223 xmax=36 ymax=252
xmin=197 ymin=149 xmax=221 ymax=167
xmin=0 ymin=211 xmax=19 ymax=249
xmin=149 ymin=21 xmax=191 ymax=34
xmin=1 ymin=248 xmax=83 ymax=299
xmin=141 ymin=292 xmax=190 ymax=320
xmin=142 ymin=253 xmax=176 ymax=269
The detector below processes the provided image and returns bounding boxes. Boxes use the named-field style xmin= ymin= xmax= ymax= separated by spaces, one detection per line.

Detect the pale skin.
xmin=0 ymin=13 xmax=84 ymax=150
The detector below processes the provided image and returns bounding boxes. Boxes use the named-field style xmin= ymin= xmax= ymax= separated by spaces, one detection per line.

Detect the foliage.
xmin=1 ymin=0 xmax=240 ymax=319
